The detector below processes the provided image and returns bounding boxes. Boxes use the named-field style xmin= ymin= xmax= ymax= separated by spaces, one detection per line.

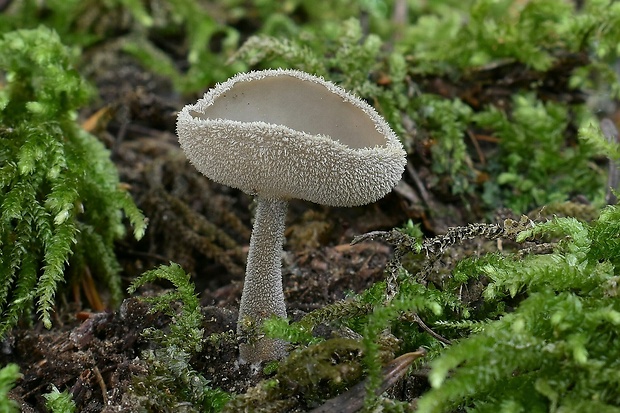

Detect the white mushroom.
xmin=176 ymin=68 xmax=407 ymax=365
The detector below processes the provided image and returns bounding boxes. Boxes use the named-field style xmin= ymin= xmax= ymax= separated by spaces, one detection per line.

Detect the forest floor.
xmin=0 ymin=41 xmax=470 ymax=412
xmin=2 ymin=22 xmax=612 ymax=412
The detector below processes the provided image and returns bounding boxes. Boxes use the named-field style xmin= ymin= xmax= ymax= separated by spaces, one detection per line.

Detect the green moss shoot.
xmin=0 ymin=27 xmax=146 ymax=334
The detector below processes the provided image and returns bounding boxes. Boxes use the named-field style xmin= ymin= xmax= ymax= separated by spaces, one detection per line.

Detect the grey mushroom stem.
xmin=237 ymin=196 xmax=289 ymax=364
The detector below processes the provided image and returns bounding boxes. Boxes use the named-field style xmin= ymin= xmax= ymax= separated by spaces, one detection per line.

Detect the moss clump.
xmin=223 ymin=338 xmax=365 ymax=412
xmin=44 ymin=385 xmax=77 ymax=413
xmin=0 ymin=27 xmax=146 ymax=334
xmin=417 ymin=206 xmax=620 ymax=412
xmin=127 ymin=263 xmax=231 ymax=413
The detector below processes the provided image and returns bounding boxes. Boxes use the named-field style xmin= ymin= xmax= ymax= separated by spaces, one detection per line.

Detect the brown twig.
xmin=467 ymin=129 xmax=486 ymax=165
xmin=407 ymin=313 xmax=452 ymax=345
xmin=406 ymin=161 xmax=432 ymax=207
xmin=93 ymin=365 xmax=108 ymax=405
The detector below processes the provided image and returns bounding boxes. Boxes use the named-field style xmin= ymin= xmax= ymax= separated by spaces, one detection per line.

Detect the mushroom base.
xmin=238 ymin=338 xmax=288 ymax=367
xmin=237 ymin=197 xmax=289 ymax=365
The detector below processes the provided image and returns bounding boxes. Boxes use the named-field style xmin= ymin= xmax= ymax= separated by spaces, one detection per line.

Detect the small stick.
xmin=93 ymin=365 xmax=108 ymax=406
xmin=399 ymin=312 xmax=452 ymax=345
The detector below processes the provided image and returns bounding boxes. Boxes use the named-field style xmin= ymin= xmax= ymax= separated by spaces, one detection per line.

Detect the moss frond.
xmin=128 ymin=262 xmax=203 ymax=352
xmin=416 ymin=206 xmax=620 ymax=412
xmin=127 ymin=263 xmax=232 ymax=412
xmin=589 ymin=205 xmax=620 ymax=264
xmin=0 ymin=364 xmax=20 ymax=413
xmin=412 ymin=94 xmax=475 ymax=195
xmin=0 ymin=27 xmax=146 ymax=334
xmin=36 ymin=220 xmax=77 ymax=328
xmin=475 ymin=94 xmax=603 ymax=212
xmin=44 ymin=384 xmax=77 ymax=413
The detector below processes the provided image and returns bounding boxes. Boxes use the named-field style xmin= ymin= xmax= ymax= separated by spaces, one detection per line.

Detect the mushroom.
xmin=176 ymin=69 xmax=406 ymax=365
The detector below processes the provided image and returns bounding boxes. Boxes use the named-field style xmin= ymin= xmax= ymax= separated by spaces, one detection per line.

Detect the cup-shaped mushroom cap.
xmin=176 ymin=69 xmax=406 ymax=207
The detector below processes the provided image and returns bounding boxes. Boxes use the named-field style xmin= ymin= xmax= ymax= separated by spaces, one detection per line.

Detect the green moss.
xmin=223 ymin=338 xmax=365 ymax=412
xmin=412 ymin=95 xmax=475 ymax=195
xmin=475 ymin=94 xmax=604 ymax=211
xmin=127 ymin=263 xmax=232 ymax=412
xmin=403 ymin=0 xmax=620 ymax=76
xmin=0 ymin=27 xmax=146 ymax=334
xmin=44 ymin=385 xmax=77 ymax=413
xmin=0 ymin=0 xmax=244 ymax=93
xmin=410 ymin=206 xmax=620 ymax=412
xmin=0 ymin=364 xmax=20 ymax=413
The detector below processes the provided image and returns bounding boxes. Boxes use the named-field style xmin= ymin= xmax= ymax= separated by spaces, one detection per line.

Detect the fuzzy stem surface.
xmin=238 ymin=196 xmax=288 ymax=364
